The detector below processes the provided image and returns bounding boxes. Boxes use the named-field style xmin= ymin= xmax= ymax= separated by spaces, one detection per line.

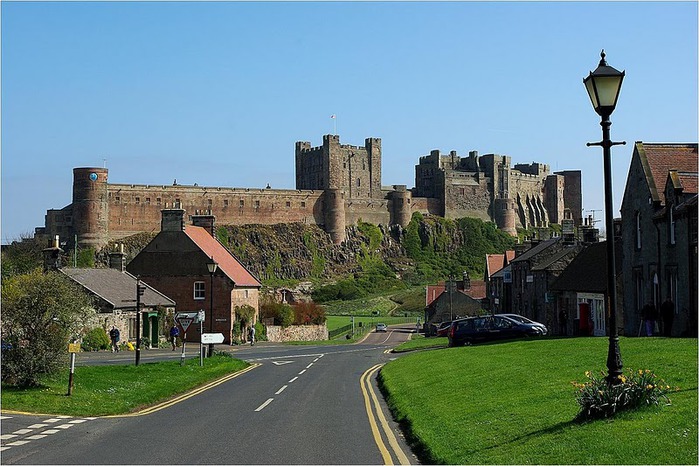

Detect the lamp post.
xmin=583 ymin=50 xmax=625 ymax=384
xmin=207 ymin=257 xmax=218 ymax=357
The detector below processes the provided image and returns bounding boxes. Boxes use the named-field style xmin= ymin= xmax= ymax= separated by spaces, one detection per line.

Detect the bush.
xmin=573 ymin=369 xmax=676 ymax=421
xmin=293 ymin=302 xmax=326 ymax=325
xmin=82 ymin=327 xmax=110 ymax=351
xmin=260 ymin=302 xmax=294 ymax=326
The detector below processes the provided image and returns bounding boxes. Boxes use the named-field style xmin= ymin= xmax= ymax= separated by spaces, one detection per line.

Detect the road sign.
xmin=201 ymin=333 xmax=224 ymax=344
xmin=68 ymin=343 xmax=81 ymax=353
xmin=177 ymin=318 xmax=193 ymax=332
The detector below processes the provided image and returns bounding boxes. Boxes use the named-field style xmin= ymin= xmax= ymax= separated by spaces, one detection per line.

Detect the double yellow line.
xmin=360 ymin=364 xmax=411 ymax=465
xmin=106 ymin=363 xmax=260 ymax=417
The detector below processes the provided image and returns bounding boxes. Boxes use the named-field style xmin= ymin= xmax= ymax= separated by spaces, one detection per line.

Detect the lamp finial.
xmin=599 ymin=49 xmax=607 ymax=66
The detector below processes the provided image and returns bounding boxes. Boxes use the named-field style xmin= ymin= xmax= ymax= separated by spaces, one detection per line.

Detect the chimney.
xmin=191 ymin=211 xmax=216 ymax=237
xmin=161 ymin=207 xmax=186 ymax=232
xmin=462 ymin=271 xmax=471 ymax=290
xmin=43 ymin=235 xmax=63 ymax=272
xmin=109 ymin=243 xmax=126 ymax=272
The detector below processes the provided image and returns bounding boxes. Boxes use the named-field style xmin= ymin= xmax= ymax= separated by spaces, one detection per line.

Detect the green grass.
xmin=392 ymin=334 xmax=449 ymax=353
xmin=1 ymin=354 xmax=249 ymax=417
xmin=326 ymin=315 xmax=416 ymax=333
xmin=379 ymin=337 xmax=698 ymax=465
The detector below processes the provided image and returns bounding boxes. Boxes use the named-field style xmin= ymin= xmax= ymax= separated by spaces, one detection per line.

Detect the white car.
xmin=375 ymin=323 xmax=388 ymax=332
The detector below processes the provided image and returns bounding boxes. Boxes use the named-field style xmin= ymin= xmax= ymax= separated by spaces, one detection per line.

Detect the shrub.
xmin=82 ymin=327 xmax=110 ymax=351
xmin=254 ymin=322 xmax=266 ymax=341
xmin=293 ymin=302 xmax=326 ymax=325
xmin=573 ymin=369 xmax=676 ymax=421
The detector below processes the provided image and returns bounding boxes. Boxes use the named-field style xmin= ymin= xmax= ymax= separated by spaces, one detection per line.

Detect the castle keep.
xmin=40 ymin=134 xmax=581 ymax=248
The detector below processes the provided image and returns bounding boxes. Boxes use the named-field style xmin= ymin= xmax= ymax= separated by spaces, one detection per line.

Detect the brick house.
xmin=424 ymin=273 xmax=486 ymax=333
xmin=127 ymin=208 xmax=262 ymax=344
xmin=620 ymin=142 xmax=698 ymax=337
xmin=485 ymin=250 xmax=515 ymax=313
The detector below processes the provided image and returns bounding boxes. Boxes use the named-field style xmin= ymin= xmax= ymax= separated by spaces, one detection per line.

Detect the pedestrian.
xmin=249 ymin=325 xmax=256 ymax=346
xmin=109 ymin=326 xmax=120 ymax=352
xmin=169 ymin=324 xmax=180 ymax=351
xmin=642 ymin=302 xmax=658 ymax=337
xmin=660 ymin=297 xmax=675 ymax=337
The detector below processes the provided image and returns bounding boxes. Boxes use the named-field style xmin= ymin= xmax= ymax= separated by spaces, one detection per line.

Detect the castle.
xmin=39 ymin=134 xmax=582 ymax=248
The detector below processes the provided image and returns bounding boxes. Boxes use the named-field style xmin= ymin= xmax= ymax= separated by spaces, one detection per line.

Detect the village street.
xmin=0 ymin=326 xmax=416 ymax=465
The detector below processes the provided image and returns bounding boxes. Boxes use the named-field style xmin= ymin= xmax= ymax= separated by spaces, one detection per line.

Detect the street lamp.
xmin=207 ymin=257 xmax=218 ymax=357
xmin=584 ymin=50 xmax=625 ymax=384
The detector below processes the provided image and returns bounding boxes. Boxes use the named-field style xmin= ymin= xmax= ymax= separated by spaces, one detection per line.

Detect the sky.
xmin=2 ymin=1 xmax=697 ymax=243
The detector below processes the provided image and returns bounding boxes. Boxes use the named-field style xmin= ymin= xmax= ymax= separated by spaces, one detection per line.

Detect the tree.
xmin=1 ymin=234 xmax=45 ymax=280
xmin=1 ymin=270 xmax=95 ymax=387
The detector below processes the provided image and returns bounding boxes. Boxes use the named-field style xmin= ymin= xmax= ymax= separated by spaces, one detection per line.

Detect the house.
xmin=127 ymin=208 xmax=262 ymax=344
xmin=620 ymin=142 xmax=698 ymax=337
xmin=549 ymin=240 xmax=623 ymax=337
xmin=484 ymin=250 xmax=515 ymax=313
xmin=424 ymin=272 xmax=486 ymax=333
xmin=42 ymin=238 xmax=175 ymax=347
xmin=509 ymin=237 xmax=583 ymax=331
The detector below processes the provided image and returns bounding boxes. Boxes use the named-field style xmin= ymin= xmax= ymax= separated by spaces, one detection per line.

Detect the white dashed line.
xmin=68 ymin=419 xmax=87 ymax=424
xmin=0 ymin=446 xmax=11 ymax=452
xmin=275 ymin=385 xmax=288 ymax=395
xmin=41 ymin=429 xmax=60 ymax=434
xmin=26 ymin=435 xmax=47 ymax=440
xmin=298 ymin=369 xmax=306 ymax=375
xmin=0 ymin=416 xmax=13 ymax=420
xmin=12 ymin=429 xmax=32 ymax=435
xmin=55 ymin=424 xmax=74 ymax=429
xmin=288 ymin=377 xmax=298 ymax=383
xmin=0 ymin=434 xmax=17 ymax=440
xmin=306 ymin=363 xmax=313 ymax=369
xmin=255 ymin=398 xmax=274 ymax=412
xmin=28 ymin=424 xmax=49 ymax=429
xmin=6 ymin=440 xmax=30 ymax=446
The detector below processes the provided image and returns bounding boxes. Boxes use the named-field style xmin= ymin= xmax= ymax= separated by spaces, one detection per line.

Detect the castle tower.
xmin=390 ymin=186 xmax=412 ymax=228
xmin=365 ymin=137 xmax=382 ymax=199
xmin=324 ymin=188 xmax=346 ymax=244
xmin=72 ymin=167 xmax=109 ymax=249
xmin=494 ymin=197 xmax=517 ymax=237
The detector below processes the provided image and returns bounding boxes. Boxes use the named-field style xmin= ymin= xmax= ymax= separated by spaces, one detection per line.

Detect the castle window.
xmin=194 ymin=281 xmax=205 ymax=300
xmin=156 ymin=198 xmax=162 ymax=205
xmin=460 ymin=188 xmax=465 ymax=196
xmin=357 ymin=178 xmax=361 ymax=187
xmin=224 ymin=200 xmax=229 ymax=207
xmin=135 ymin=197 xmax=140 ymax=205
xmin=115 ymin=196 xmax=120 ymax=203
xmin=254 ymin=200 xmax=260 ymax=209
xmin=208 ymin=199 xmax=213 ymax=207
xmin=301 ymin=201 xmax=306 ymax=208
xmin=145 ymin=198 xmax=151 ymax=205
xmin=286 ymin=201 xmax=291 ymax=208
xmin=175 ymin=198 xmax=181 ymax=207
xmin=238 ymin=200 xmax=244 ymax=208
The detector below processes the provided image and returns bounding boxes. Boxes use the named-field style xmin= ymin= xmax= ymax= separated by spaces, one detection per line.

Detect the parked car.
xmin=375 ymin=323 xmax=388 ymax=332
xmin=496 ymin=313 xmax=546 ymax=328
xmin=436 ymin=321 xmax=452 ymax=337
xmin=447 ymin=315 xmax=547 ymax=347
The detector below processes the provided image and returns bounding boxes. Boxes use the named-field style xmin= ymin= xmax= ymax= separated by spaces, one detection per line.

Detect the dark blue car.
xmin=447 ymin=315 xmax=547 ymax=347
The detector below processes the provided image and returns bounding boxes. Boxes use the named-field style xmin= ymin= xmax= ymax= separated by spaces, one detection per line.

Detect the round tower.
xmin=72 ymin=167 xmax=109 ymax=249
xmin=390 ymin=186 xmax=412 ymax=228
xmin=494 ymin=197 xmax=517 ymax=237
xmin=324 ymin=188 xmax=346 ymax=244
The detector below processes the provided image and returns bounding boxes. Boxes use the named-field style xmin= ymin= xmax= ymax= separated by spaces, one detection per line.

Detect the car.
xmin=436 ymin=321 xmax=452 ymax=337
xmin=447 ymin=315 xmax=547 ymax=347
xmin=375 ymin=323 xmax=388 ymax=332
xmin=496 ymin=313 xmax=546 ymax=328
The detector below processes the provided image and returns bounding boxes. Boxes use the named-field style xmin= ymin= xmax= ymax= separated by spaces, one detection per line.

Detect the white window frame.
xmin=194 ymin=281 xmax=206 ymax=300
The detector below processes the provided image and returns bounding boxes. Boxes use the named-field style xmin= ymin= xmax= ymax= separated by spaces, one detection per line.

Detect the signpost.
xmin=201 ymin=333 xmax=224 ymax=344
xmin=176 ymin=311 xmax=205 ymax=367
xmin=67 ymin=343 xmax=80 ymax=396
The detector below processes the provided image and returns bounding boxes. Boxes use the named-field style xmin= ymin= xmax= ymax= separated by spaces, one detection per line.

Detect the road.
xmin=0 ymin=326 xmax=418 ymax=465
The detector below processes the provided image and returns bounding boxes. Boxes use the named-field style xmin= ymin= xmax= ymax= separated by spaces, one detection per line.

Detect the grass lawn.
xmin=1 ymin=354 xmax=249 ymax=417
xmin=379 ymin=337 xmax=697 ymax=465
xmin=392 ymin=334 xmax=449 ymax=353
xmin=326 ymin=315 xmax=417 ymax=333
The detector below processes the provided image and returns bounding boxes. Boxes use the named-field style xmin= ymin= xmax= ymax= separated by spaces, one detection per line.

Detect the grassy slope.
xmin=379 ymin=337 xmax=697 ymax=465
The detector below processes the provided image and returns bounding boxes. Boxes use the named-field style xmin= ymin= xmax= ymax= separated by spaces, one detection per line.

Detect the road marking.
xmin=306 ymin=363 xmax=313 ymax=369
xmin=313 ymin=358 xmax=319 ymax=362
xmin=41 ymin=429 xmax=60 ymax=434
xmin=0 ymin=446 xmax=10 ymax=452
xmin=0 ymin=416 xmax=12 ymax=420
xmin=288 ymin=377 xmax=298 ymax=383
xmin=55 ymin=424 xmax=74 ymax=429
xmin=68 ymin=419 xmax=87 ymax=424
xmin=275 ymin=385 xmax=288 ymax=395
xmin=12 ymin=429 xmax=32 ymax=435
xmin=361 ymin=364 xmax=411 ymax=465
xmin=26 ymin=434 xmax=47 ymax=440
xmin=255 ymin=398 xmax=274 ymax=412
xmin=6 ymin=440 xmax=30 ymax=446
xmin=298 ymin=369 xmax=306 ymax=375
xmin=272 ymin=361 xmax=294 ymax=366
xmin=0 ymin=434 xmax=17 ymax=440
xmin=27 ymin=424 xmax=48 ymax=429
xmin=247 ymin=352 xmax=324 ymax=362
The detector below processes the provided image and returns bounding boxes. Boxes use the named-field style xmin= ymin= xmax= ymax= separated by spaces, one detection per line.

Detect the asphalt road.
xmin=0 ymin=326 xmax=418 ymax=465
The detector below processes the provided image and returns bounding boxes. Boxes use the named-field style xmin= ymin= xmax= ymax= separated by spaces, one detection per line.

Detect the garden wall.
xmin=266 ymin=324 xmax=328 ymax=342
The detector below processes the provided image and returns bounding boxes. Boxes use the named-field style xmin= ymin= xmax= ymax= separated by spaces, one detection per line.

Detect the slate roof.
xmin=61 ymin=268 xmax=175 ymax=310
xmin=184 ymin=225 xmax=261 ymax=288
xmin=636 ymin=142 xmax=698 ymax=205
xmin=510 ymin=238 xmax=559 ymax=263
xmin=549 ymin=240 xmax=622 ymax=293
xmin=531 ymin=246 xmax=579 ymax=272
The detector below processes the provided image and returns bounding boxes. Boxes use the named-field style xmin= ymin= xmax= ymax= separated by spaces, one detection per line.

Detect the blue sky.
xmin=2 ymin=1 xmax=697 ymax=243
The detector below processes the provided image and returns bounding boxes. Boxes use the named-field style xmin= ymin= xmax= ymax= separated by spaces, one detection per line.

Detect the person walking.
xmin=660 ymin=297 xmax=675 ymax=337
xmin=249 ymin=325 xmax=256 ymax=346
xmin=109 ymin=326 xmax=120 ymax=352
xmin=169 ymin=324 xmax=180 ymax=351
xmin=642 ymin=302 xmax=658 ymax=337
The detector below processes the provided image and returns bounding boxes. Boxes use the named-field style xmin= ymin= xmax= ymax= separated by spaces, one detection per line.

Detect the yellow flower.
xmin=639 ymin=369 xmax=644 ymax=375
xmin=585 ymin=371 xmax=591 ymax=377
xmin=647 ymin=384 xmax=654 ymax=389
xmin=618 ymin=375 xmax=627 ymax=383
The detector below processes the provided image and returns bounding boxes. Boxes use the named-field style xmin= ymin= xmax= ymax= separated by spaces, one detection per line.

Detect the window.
xmin=254 ymin=200 xmax=260 ymax=209
xmin=145 ymin=197 xmax=151 ymax=205
xmin=239 ymin=200 xmax=244 ymax=208
xmin=223 ymin=199 xmax=229 ymax=207
xmin=208 ymin=199 xmax=213 ymax=207
xmin=635 ymin=212 xmax=642 ymax=249
xmin=669 ymin=207 xmax=676 ymax=245
xmin=245 ymin=289 xmax=249 ymax=299
xmin=357 ymin=178 xmax=361 ymax=187
xmin=633 ymin=268 xmax=644 ymax=312
xmin=135 ymin=197 xmax=140 ymax=205
xmin=286 ymin=201 xmax=291 ymax=208
xmin=156 ymin=198 xmax=162 ymax=205
xmin=194 ymin=281 xmax=205 ymax=300
xmin=301 ymin=201 xmax=306 ymax=208
xmin=666 ymin=268 xmax=678 ymax=313
xmin=115 ymin=196 xmax=121 ymax=203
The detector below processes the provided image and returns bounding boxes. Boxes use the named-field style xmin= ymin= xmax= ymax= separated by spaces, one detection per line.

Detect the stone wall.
xmin=266 ymin=324 xmax=328 ymax=342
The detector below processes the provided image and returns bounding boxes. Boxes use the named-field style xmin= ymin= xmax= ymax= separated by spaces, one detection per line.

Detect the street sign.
xmin=201 ymin=333 xmax=224 ymax=344
xmin=68 ymin=343 xmax=81 ymax=353
xmin=177 ymin=318 xmax=193 ymax=332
